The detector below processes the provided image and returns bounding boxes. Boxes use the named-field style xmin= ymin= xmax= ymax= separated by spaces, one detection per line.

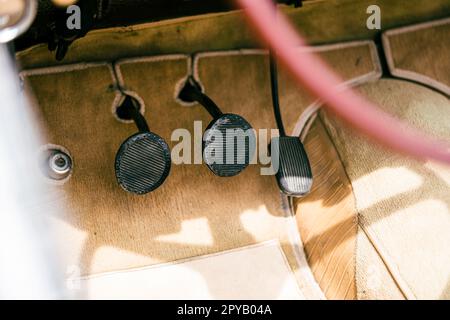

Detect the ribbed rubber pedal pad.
xmin=115 ymin=132 xmax=171 ymax=194
xmin=179 ymin=76 xmax=255 ymax=177
xmin=204 ymin=113 xmax=254 ymax=177
xmin=271 ymin=136 xmax=313 ymax=196
xmin=114 ymin=95 xmax=171 ymax=194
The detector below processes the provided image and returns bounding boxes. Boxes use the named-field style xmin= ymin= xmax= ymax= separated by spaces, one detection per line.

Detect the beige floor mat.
xmin=356 ymin=226 xmax=404 ymax=299
xmin=321 ymin=79 xmax=450 ymax=299
xmin=16 ymin=0 xmax=450 ymax=69
xmin=383 ymin=17 xmax=450 ymax=96
xmin=23 ymin=58 xmax=323 ymax=299
xmin=194 ymin=42 xmax=381 ymax=137
xmin=293 ymin=120 xmax=360 ymax=300
xmin=80 ymin=241 xmax=304 ymax=299
xmin=22 ymin=40 xmax=379 ymax=299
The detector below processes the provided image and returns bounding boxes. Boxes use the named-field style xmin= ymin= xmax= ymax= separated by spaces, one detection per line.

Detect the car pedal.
xmin=272 ymin=136 xmax=312 ymax=196
xmin=114 ymin=95 xmax=171 ymax=194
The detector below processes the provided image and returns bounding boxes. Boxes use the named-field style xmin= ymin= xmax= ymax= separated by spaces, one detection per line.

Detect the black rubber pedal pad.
xmin=204 ymin=113 xmax=255 ymax=177
xmin=115 ymin=132 xmax=171 ymax=195
xmin=271 ymin=136 xmax=312 ymax=196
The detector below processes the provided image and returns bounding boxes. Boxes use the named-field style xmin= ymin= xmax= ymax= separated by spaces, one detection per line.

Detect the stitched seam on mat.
xmin=109 ymin=62 xmax=147 ymax=123
xmin=192 ymin=49 xmax=266 ymax=99
xmin=192 ymin=41 xmax=381 ymax=141
xmin=20 ymin=62 xmax=128 ymax=131
xmin=115 ymin=54 xmax=194 ymax=107
xmin=389 ymin=69 xmax=450 ymax=97
xmin=382 ymin=38 xmax=450 ymax=96
xmin=292 ymin=42 xmax=383 ymax=138
xmin=383 ymin=17 xmax=450 ymax=36
xmin=292 ymin=112 xmax=357 ymax=300
xmin=193 ymin=40 xmax=379 ymax=83
xmin=359 ymin=221 xmax=416 ymax=299
xmin=19 ymin=62 xmax=110 ymax=77
xmin=192 ymin=40 xmax=377 ymax=71
xmin=116 ymin=53 xmax=189 ymax=66
xmin=285 ymin=41 xmax=382 ymax=300
xmin=316 ymin=114 xmax=360 ymax=300
xmin=382 ymin=18 xmax=450 ymax=97
xmin=115 ymin=54 xmax=193 ymax=108
xmin=367 ymin=41 xmax=383 ymax=79
xmin=318 ymin=113 xmax=412 ymax=300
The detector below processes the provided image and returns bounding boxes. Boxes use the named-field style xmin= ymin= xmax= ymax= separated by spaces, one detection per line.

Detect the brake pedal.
xmin=179 ymin=76 xmax=255 ymax=177
xmin=115 ymin=95 xmax=171 ymax=194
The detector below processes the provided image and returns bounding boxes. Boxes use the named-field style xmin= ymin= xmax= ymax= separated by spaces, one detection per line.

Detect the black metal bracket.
xmin=47 ymin=0 xmax=106 ymax=60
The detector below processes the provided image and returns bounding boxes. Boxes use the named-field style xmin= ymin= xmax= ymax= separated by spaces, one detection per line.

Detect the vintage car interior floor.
xmin=18 ymin=6 xmax=450 ymax=300
xmin=20 ymin=40 xmax=379 ymax=299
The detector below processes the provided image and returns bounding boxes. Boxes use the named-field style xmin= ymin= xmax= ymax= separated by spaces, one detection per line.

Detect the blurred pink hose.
xmin=236 ymin=0 xmax=450 ymax=164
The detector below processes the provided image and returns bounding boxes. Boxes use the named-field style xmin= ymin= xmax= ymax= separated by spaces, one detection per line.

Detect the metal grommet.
xmin=49 ymin=151 xmax=72 ymax=176
xmin=39 ymin=145 xmax=73 ymax=182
